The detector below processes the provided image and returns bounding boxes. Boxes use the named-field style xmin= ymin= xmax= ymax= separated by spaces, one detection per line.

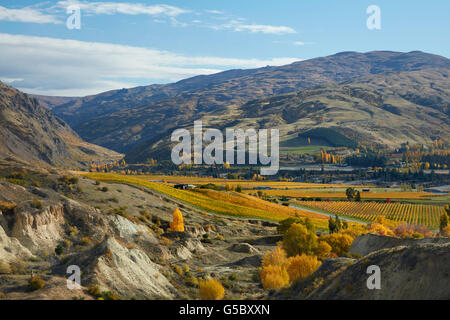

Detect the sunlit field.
xmin=293 ymin=200 xmax=446 ymax=228
xmin=129 ymin=174 xmax=373 ymax=189
xmin=83 ymin=173 xmax=332 ymax=229
xmin=246 ymin=189 xmax=440 ymax=200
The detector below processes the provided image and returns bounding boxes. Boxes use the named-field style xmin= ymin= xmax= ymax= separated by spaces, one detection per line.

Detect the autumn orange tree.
xmin=199 ymin=279 xmax=225 ymax=300
xmin=286 ymin=254 xmax=322 ymax=282
xmin=319 ymin=233 xmax=354 ymax=256
xmin=282 ymin=223 xmax=318 ymax=256
xmin=260 ymin=247 xmax=289 ymax=290
xmin=170 ymin=207 xmax=184 ymax=232
xmin=259 ymin=247 xmax=321 ymax=290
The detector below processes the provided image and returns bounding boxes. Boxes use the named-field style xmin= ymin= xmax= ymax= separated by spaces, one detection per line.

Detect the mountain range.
xmin=16 ymin=50 xmax=450 ymax=164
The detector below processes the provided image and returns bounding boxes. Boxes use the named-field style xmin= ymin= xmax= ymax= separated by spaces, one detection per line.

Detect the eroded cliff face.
xmin=0 ymin=220 xmax=33 ymax=263
xmin=4 ymin=204 xmax=65 ymax=253
xmin=0 ymin=179 xmax=219 ymax=299
xmin=86 ymin=237 xmax=177 ymax=299
xmin=0 ymin=164 xmax=284 ymax=300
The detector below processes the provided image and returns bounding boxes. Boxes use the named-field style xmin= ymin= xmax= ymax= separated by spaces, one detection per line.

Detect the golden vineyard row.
xmin=294 ymin=200 xmax=446 ymax=228
xmin=246 ymin=189 xmax=437 ymax=200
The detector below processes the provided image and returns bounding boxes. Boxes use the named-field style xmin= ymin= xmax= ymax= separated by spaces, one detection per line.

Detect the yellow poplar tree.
xmin=170 ymin=207 xmax=184 ymax=232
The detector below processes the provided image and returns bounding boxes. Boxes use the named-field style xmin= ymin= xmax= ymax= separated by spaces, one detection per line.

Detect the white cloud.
xmin=0 ymin=33 xmax=300 ymax=96
xmin=205 ymin=10 xmax=224 ymax=15
xmin=55 ymin=1 xmax=189 ymax=17
xmin=293 ymin=41 xmax=305 ymax=46
xmin=1 ymin=3 xmax=297 ymax=37
xmin=0 ymin=5 xmax=61 ymax=24
xmin=234 ymin=24 xmax=296 ymax=35
xmin=216 ymin=20 xmax=296 ymax=35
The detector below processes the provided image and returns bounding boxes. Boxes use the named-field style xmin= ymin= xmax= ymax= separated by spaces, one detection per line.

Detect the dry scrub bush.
xmin=29 ymin=276 xmax=45 ymax=290
xmin=441 ymin=226 xmax=450 ymax=237
xmin=160 ymin=237 xmax=173 ymax=245
xmin=80 ymin=237 xmax=92 ymax=245
xmin=0 ymin=201 xmax=16 ymax=211
xmin=10 ymin=259 xmax=26 ymax=274
xmin=0 ymin=260 xmax=11 ymax=274
xmin=199 ymin=279 xmax=225 ymax=300
xmin=394 ymin=223 xmax=432 ymax=238
xmin=366 ymin=222 xmax=394 ymax=236
xmin=173 ymin=265 xmax=183 ymax=276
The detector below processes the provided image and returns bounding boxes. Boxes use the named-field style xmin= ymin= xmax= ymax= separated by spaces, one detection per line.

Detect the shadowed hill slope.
xmin=0 ymin=82 xmax=121 ymax=168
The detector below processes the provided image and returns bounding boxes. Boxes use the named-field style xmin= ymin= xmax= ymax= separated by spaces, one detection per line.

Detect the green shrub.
xmin=412 ymin=232 xmax=424 ymax=239
xmin=186 ymin=276 xmax=199 ymax=287
xmin=101 ymin=291 xmax=119 ymax=300
xmin=55 ymin=244 xmax=64 ymax=256
xmin=80 ymin=237 xmax=92 ymax=245
xmin=88 ymin=285 xmax=101 ymax=297
xmin=228 ymin=273 xmax=238 ymax=281
xmin=5 ymin=178 xmax=26 ymax=186
xmin=10 ymin=259 xmax=27 ymax=274
xmin=30 ymin=199 xmax=43 ymax=209
xmin=60 ymin=175 xmax=79 ymax=185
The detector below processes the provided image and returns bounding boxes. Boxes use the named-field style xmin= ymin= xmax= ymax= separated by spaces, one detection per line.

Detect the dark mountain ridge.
xmin=32 ymin=50 xmax=450 ymax=162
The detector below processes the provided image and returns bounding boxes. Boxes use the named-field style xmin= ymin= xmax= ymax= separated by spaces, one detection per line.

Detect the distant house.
xmin=174 ymin=184 xmax=196 ymax=190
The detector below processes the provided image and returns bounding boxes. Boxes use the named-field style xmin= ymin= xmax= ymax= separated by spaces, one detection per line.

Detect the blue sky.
xmin=0 ymin=0 xmax=449 ymax=96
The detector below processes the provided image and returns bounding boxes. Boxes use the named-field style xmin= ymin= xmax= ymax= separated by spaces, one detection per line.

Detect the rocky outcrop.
xmin=227 ymin=255 xmax=263 ymax=268
xmin=350 ymin=233 xmax=450 ymax=256
xmin=229 ymin=243 xmax=260 ymax=254
xmin=8 ymin=204 xmax=65 ymax=253
xmin=66 ymin=237 xmax=178 ymax=299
